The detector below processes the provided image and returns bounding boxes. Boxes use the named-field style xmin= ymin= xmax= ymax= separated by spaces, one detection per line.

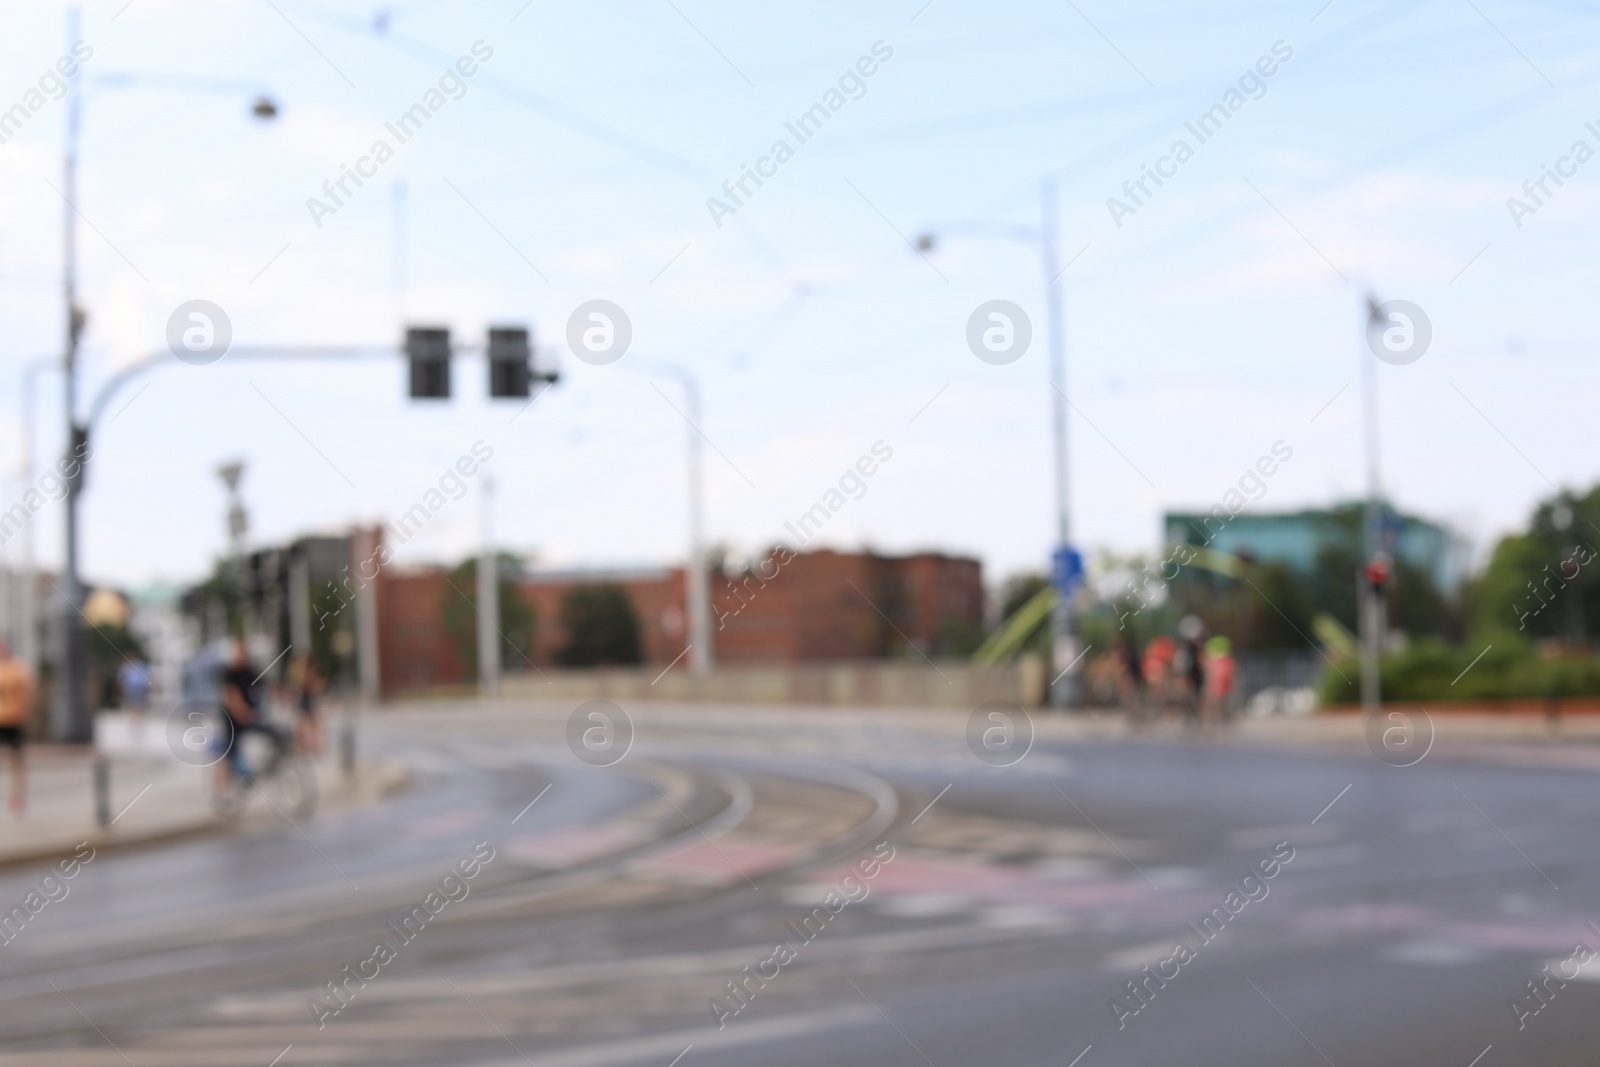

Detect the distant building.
xmin=376 ymin=547 xmax=984 ymax=694
xmin=127 ymin=583 xmax=193 ymax=706
xmin=713 ymin=548 xmax=982 ymax=662
xmin=1162 ymin=506 xmax=1469 ymax=593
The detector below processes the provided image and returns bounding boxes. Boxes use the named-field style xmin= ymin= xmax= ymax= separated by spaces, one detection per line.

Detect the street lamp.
xmin=53 ymin=3 xmax=279 ymax=740
xmin=1359 ymin=293 xmax=1388 ymax=720
xmin=631 ymin=361 xmax=713 ymax=678
xmin=916 ymin=178 xmax=1078 ymax=707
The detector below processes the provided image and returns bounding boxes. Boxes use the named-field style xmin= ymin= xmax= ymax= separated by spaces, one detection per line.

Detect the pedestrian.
xmin=1175 ymin=615 xmax=1207 ymax=726
xmin=287 ymin=653 xmax=324 ymax=755
xmin=118 ymin=656 xmax=152 ymax=741
xmin=1140 ymin=635 xmax=1176 ymax=725
xmin=216 ymin=638 xmax=275 ymax=789
xmin=1203 ymin=635 xmax=1237 ymax=726
xmin=0 ymin=640 xmax=36 ymax=817
xmin=1117 ymin=635 xmax=1143 ymax=715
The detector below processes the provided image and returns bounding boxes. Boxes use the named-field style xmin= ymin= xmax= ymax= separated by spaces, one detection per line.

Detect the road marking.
xmin=652 ymin=783 xmax=760 ymax=890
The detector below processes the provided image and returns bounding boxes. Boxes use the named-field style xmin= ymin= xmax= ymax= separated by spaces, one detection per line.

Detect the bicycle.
xmin=212 ymin=722 xmax=318 ymax=820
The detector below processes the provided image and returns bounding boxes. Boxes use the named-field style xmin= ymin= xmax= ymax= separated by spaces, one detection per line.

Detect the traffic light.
xmin=406 ymin=327 xmax=451 ymax=399
xmin=488 ymin=326 xmax=531 ymax=398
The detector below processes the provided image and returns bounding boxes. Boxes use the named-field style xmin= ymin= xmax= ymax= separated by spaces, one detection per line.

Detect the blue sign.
xmin=1052 ymin=545 xmax=1083 ymax=598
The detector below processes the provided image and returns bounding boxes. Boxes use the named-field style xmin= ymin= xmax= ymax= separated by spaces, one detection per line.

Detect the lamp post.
xmin=477 ymin=475 xmax=500 ymax=699
xmin=1359 ymin=294 xmax=1387 ymax=719
xmin=916 ymin=178 xmax=1077 ymax=705
xmin=648 ymin=363 xmax=713 ymax=677
xmin=53 ymin=5 xmax=279 ymax=740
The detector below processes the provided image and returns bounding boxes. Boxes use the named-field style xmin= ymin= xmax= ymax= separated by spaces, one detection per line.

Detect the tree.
xmin=88 ymin=623 xmax=147 ymax=710
xmin=558 ymin=585 xmax=642 ymax=666
xmin=1470 ymin=486 xmax=1600 ymax=643
xmin=441 ymin=555 xmax=536 ymax=675
xmin=992 ymin=572 xmax=1053 ymax=659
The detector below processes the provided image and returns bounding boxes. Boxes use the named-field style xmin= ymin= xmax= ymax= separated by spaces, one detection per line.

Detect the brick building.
xmin=375 ymin=547 xmax=983 ymax=695
xmin=711 ymin=549 xmax=983 ymax=662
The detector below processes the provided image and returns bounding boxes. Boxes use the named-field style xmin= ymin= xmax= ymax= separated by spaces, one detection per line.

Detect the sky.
xmin=0 ymin=0 xmax=1596 ymax=593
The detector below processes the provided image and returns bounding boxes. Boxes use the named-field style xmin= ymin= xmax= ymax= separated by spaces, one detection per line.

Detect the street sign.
xmin=1051 ymin=544 xmax=1083 ymax=598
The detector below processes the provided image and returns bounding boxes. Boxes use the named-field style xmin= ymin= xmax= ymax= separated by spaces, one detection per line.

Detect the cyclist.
xmin=216 ymin=639 xmax=282 ymax=788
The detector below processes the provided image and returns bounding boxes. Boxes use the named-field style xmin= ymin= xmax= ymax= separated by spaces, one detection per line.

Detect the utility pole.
xmin=915 ymin=181 xmax=1078 ymax=707
xmin=1359 ymin=295 xmax=1386 ymax=717
xmin=631 ymin=362 xmax=712 ymax=677
xmin=681 ymin=375 xmax=712 ymax=678
xmin=55 ymin=4 xmax=88 ymax=742
xmin=350 ymin=526 xmax=380 ymax=776
xmin=477 ymin=476 xmax=500 ymax=699
xmin=1041 ymin=178 xmax=1078 ymax=707
xmin=216 ymin=460 xmax=247 ymax=613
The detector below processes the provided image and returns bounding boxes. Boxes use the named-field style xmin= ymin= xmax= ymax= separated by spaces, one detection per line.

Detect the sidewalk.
xmin=0 ymin=743 xmax=409 ymax=871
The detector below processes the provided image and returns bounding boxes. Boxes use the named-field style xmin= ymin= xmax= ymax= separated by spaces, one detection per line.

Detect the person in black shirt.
xmin=217 ymin=639 xmax=278 ymax=785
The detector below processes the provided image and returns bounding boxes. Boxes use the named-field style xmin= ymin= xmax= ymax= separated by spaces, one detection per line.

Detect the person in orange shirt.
xmin=0 ymin=640 xmax=37 ymax=816
xmin=1203 ymin=635 xmax=1237 ymax=726
xmin=1139 ymin=635 xmax=1176 ymax=726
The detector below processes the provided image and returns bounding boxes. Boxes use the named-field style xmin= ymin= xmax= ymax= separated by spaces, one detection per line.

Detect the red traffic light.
xmin=1365 ymin=558 xmax=1391 ymax=588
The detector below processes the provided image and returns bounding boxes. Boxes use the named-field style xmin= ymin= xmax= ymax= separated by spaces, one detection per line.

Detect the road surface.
xmin=0 ymin=703 xmax=1594 ymax=1066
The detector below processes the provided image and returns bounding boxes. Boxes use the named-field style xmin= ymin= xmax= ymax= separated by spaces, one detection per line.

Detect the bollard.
xmin=340 ymin=724 xmax=356 ymax=779
xmin=93 ymin=756 xmax=111 ymax=828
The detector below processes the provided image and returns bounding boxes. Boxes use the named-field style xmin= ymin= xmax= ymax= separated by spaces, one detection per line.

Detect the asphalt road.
xmin=1 ymin=704 xmax=1596 ymax=1067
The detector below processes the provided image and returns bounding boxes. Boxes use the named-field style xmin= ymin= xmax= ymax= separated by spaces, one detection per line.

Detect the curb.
xmin=0 ymin=760 xmax=414 ymax=874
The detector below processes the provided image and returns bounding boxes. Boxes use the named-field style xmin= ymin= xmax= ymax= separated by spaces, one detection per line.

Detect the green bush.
xmin=1317 ymin=637 xmax=1600 ymax=704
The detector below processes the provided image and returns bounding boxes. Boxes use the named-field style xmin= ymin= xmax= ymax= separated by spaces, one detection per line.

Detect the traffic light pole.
xmin=1359 ymin=296 xmax=1386 ymax=718
xmin=56 ymin=12 xmax=88 ymax=741
xmin=60 ymin=345 xmax=394 ymax=741
xmin=69 ymin=341 xmax=554 ymax=738
xmin=1040 ymin=179 xmax=1078 ymax=709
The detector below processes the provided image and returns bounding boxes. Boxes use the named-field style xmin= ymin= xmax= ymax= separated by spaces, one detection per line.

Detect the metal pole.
xmin=477 ymin=477 xmax=500 ymax=699
xmin=1359 ymin=296 xmax=1384 ymax=717
xmin=56 ymin=4 xmax=89 ymax=743
xmin=17 ymin=364 xmax=45 ymax=675
xmin=289 ymin=549 xmax=311 ymax=653
xmin=350 ymin=528 xmax=380 ymax=776
xmin=683 ymin=374 xmax=712 ymax=677
xmin=1041 ymin=178 xmax=1076 ymax=707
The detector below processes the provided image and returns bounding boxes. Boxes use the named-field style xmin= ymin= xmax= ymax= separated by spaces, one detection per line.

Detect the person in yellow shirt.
xmin=0 ymin=640 xmax=36 ymax=816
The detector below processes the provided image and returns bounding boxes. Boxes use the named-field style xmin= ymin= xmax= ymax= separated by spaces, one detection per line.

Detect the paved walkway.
xmin=0 ymin=741 xmax=406 ymax=870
